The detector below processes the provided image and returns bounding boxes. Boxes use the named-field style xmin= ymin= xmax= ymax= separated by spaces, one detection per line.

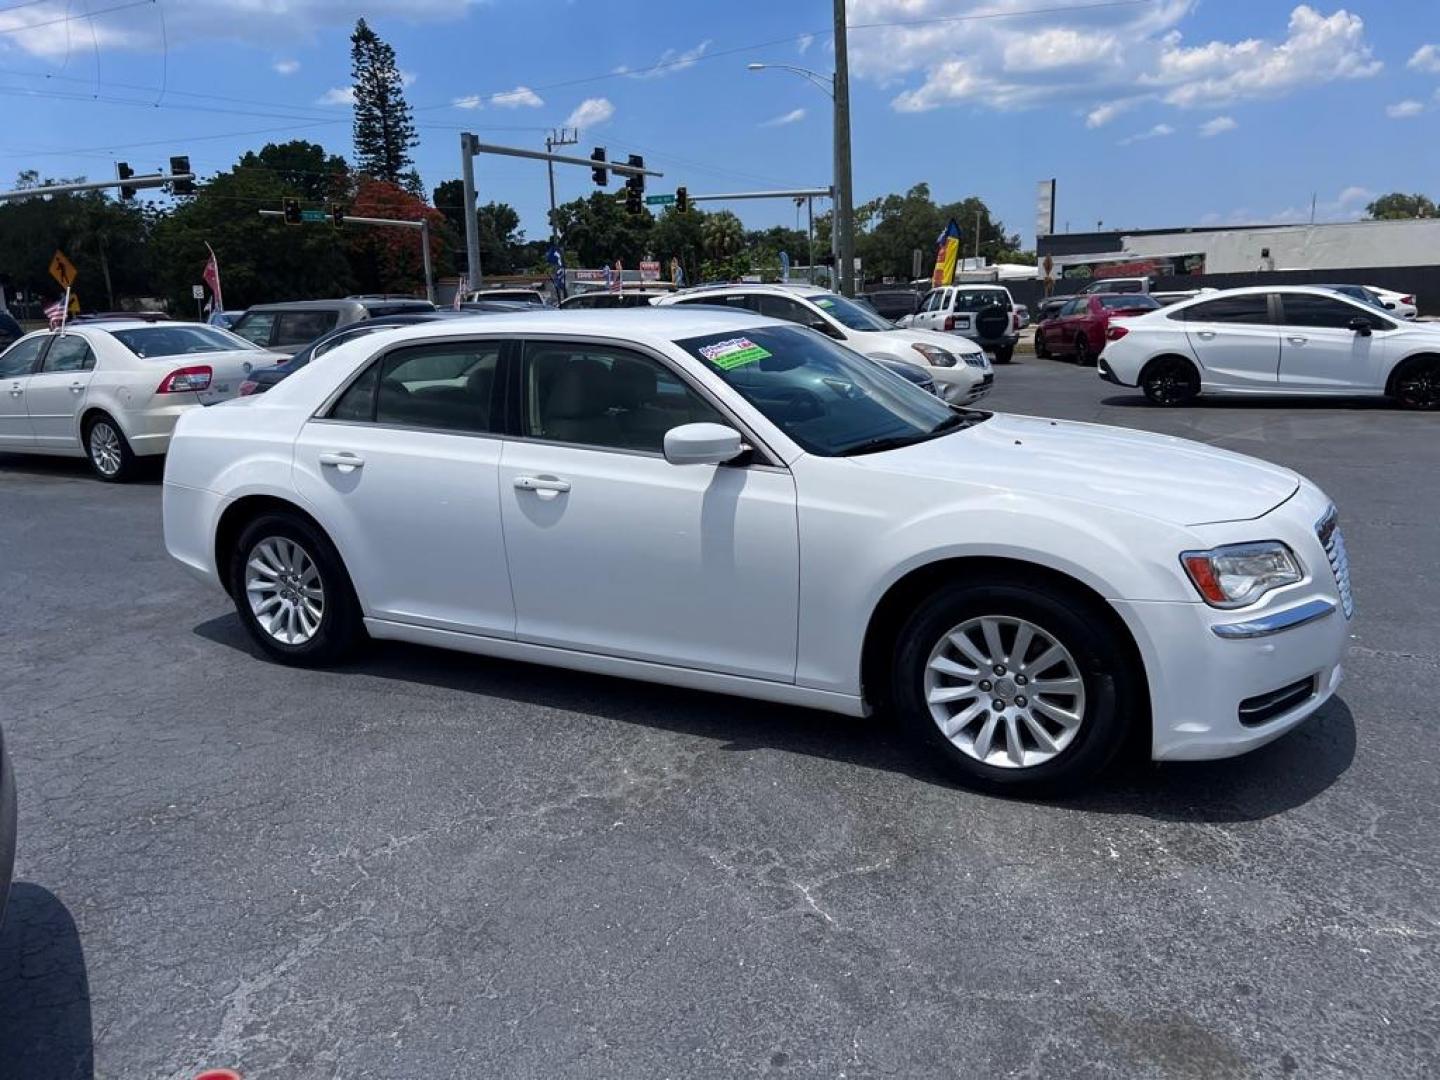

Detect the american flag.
xmin=43 ymin=298 xmax=65 ymax=329
xmin=452 ymin=275 xmax=467 ymax=311
xmin=202 ymin=243 xmax=224 ymax=311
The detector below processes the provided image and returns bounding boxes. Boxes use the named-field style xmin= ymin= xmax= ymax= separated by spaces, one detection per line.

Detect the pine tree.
xmin=349 ymin=18 xmax=418 ymax=186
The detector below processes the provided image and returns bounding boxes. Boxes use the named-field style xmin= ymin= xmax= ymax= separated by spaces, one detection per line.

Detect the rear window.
xmin=1098 ymin=295 xmax=1160 ymax=311
xmin=275 ymin=310 xmax=340 ymax=345
xmin=108 ymin=326 xmax=259 ymax=357
xmin=368 ymin=302 xmax=437 ymax=317
xmin=950 ymin=289 xmax=1011 ymax=311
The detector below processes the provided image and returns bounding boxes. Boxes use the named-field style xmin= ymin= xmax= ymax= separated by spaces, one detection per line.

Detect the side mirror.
xmin=663 ymin=422 xmax=746 ymax=466
xmin=1384 ymin=301 xmax=1396 ymax=309
xmin=1348 ymin=316 xmax=1372 ymax=337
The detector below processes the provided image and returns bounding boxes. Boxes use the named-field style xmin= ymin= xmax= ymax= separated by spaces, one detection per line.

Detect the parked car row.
xmin=158 ymin=305 xmax=1352 ymax=794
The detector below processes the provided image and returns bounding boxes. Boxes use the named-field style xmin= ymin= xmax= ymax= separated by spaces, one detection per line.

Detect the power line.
xmin=0 ymin=0 xmax=155 ymax=36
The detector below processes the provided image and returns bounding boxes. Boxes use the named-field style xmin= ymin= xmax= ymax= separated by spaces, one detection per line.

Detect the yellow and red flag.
xmin=931 ymin=218 xmax=962 ymax=286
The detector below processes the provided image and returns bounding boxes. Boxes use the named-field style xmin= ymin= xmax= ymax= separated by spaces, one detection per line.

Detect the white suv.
xmin=656 ymin=284 xmax=992 ymax=404
xmin=906 ymin=284 xmax=1020 ymax=363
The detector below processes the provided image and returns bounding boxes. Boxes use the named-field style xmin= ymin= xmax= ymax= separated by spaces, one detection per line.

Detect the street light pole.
xmin=832 ymin=0 xmax=856 ymax=296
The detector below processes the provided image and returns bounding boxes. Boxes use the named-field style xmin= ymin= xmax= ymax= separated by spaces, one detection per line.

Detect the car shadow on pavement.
xmin=1101 ymin=394 xmax=1399 ymax=411
xmin=0 ymin=883 xmax=94 ymax=1080
xmin=0 ymin=454 xmax=162 ymax=484
xmin=196 ymin=615 xmax=1356 ymax=824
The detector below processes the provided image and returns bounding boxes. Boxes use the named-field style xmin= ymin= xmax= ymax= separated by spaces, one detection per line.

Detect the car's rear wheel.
xmin=1073 ymin=335 xmax=1093 ymax=366
xmin=890 ymin=580 xmax=1134 ymax=794
xmin=1392 ymin=356 xmax=1440 ymax=410
xmin=1141 ymin=356 xmax=1201 ymax=405
xmin=994 ymin=345 xmax=1015 ymax=365
xmin=1033 ymin=329 xmax=1049 ymax=359
xmin=83 ymin=413 xmax=136 ymax=482
xmin=229 ymin=512 xmax=363 ymax=665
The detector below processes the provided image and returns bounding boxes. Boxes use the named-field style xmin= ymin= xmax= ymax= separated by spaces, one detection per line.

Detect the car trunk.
xmin=144 ymin=349 xmax=274 ymax=405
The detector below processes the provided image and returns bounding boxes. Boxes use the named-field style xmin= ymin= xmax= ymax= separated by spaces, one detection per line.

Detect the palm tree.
xmin=702 ymin=211 xmax=744 ymax=258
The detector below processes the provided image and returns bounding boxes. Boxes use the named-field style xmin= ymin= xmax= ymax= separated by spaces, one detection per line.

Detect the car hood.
xmin=869 ymin=327 xmax=988 ymax=358
xmin=852 ymin=412 xmax=1300 ymax=526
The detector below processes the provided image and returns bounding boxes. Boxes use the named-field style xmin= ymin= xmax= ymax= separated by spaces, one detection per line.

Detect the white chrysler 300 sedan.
xmin=163 ymin=309 xmax=1351 ymax=792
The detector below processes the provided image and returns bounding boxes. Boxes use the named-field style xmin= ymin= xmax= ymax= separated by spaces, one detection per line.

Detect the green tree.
xmin=236 ymin=141 xmax=349 ymax=204
xmin=650 ymin=206 xmax=707 ymax=283
xmin=350 ymin=18 xmax=418 ymax=188
xmin=551 ymin=192 xmax=654 ymax=268
xmin=433 ymin=180 xmax=528 ymax=274
xmin=1365 ymin=192 xmax=1436 ymax=220
xmin=701 ymin=211 xmax=744 ymax=258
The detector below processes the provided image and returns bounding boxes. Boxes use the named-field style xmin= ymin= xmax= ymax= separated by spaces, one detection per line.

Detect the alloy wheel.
xmin=1396 ymin=364 xmax=1440 ymax=410
xmin=1143 ymin=359 xmax=1198 ymax=405
xmin=923 ymin=615 xmax=1087 ymax=769
xmin=245 ymin=536 xmax=325 ymax=645
xmin=88 ymin=421 xmax=122 ymax=476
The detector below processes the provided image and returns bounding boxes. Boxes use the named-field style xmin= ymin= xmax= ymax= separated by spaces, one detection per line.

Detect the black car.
xmin=238 ymin=310 xmax=494 ymax=396
xmin=863 ymin=288 xmax=924 ymax=322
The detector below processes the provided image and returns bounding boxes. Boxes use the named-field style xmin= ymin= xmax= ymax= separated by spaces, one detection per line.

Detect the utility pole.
xmin=832 ymin=0 xmax=856 ymax=296
xmin=259 ymin=209 xmax=435 ymax=303
xmin=545 ymin=128 xmax=578 ymax=243
xmin=460 ymin=133 xmax=482 ymax=291
xmin=976 ymin=209 xmax=982 ymax=261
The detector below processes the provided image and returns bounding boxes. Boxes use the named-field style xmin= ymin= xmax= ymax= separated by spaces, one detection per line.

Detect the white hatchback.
xmin=0 ymin=321 xmax=276 ymax=480
xmin=163 ymin=308 xmax=1351 ymax=793
xmin=1099 ymin=286 xmax=1440 ymax=409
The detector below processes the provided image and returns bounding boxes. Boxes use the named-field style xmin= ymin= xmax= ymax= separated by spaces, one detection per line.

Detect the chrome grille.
xmin=1316 ymin=507 xmax=1353 ymax=619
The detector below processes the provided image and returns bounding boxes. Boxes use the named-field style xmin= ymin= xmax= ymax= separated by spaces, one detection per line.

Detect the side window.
xmin=1281 ymin=293 xmax=1386 ymax=330
xmin=42 ymin=335 xmax=95 ymax=373
xmin=231 ymin=312 xmax=275 ymax=346
xmin=374 ymin=342 xmax=501 ymax=433
xmin=0 ymin=336 xmax=49 ymax=377
xmin=920 ymin=291 xmax=941 ymax=313
xmin=524 ymin=342 xmax=723 ymax=453
xmin=275 ymin=310 xmax=339 ymax=346
xmin=1181 ymin=295 xmax=1272 ymax=325
xmin=754 ymin=294 xmax=813 ymax=325
xmin=328 ymin=362 xmax=380 ymax=422
xmin=1059 ymin=300 xmax=1081 ymax=317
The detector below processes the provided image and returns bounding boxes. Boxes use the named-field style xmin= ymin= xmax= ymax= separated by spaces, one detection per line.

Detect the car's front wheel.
xmin=1033 ymin=330 xmax=1049 ymax=359
xmin=890 ymin=580 xmax=1135 ymax=794
xmin=229 ymin=512 xmax=363 ymax=665
xmin=1392 ymin=356 xmax=1440 ymax=410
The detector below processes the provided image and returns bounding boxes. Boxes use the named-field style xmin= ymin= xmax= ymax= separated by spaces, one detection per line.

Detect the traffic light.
xmin=676 ymin=186 xmax=688 ymax=213
xmin=590 ymin=147 xmax=607 ymax=186
xmin=168 ymin=155 xmax=194 ymax=196
xmin=328 ymin=204 xmax=345 ymax=228
xmin=625 ymin=185 xmax=643 ymax=215
xmin=626 ymin=154 xmax=645 ymax=194
xmin=117 ymin=162 xmax=136 ymax=201
xmin=283 ymin=198 xmax=302 ymax=225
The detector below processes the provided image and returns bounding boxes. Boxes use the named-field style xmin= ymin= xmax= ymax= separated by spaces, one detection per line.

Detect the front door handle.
xmin=514 ymin=475 xmax=571 ymax=496
xmin=318 ymin=450 xmax=364 ymax=472
xmin=7 ymin=385 xmax=21 ymax=397
xmin=1287 ymin=335 xmax=1308 ymax=345
xmin=69 ymin=382 xmax=85 ymax=394
xmin=1195 ymin=330 xmax=1217 ymax=340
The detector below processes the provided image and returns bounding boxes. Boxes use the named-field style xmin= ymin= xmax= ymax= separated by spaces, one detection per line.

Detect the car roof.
xmin=69 ymin=320 xmax=216 ymax=334
xmin=338 ymin=306 xmax=789 ymax=344
xmin=670 ymin=282 xmax=826 ymax=298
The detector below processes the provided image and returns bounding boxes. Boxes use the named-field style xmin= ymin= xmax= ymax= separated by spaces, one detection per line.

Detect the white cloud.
xmin=1386 ymin=99 xmax=1425 ymax=119
xmin=316 ymin=86 xmax=355 ymax=107
xmin=491 ymin=85 xmax=543 ymax=108
xmin=0 ymin=0 xmax=465 ymax=57
xmin=760 ymin=108 xmax=806 ymax=127
xmin=614 ymin=40 xmax=711 ymax=79
xmin=452 ymin=95 xmax=483 ymax=110
xmin=273 ymin=59 xmax=300 ymax=76
xmin=1118 ymin=122 xmax=1174 ymax=145
xmin=797 ymin=33 xmax=815 ymax=54
xmin=1336 ymin=185 xmax=1372 ymax=206
xmin=400 ymin=70 xmax=417 ymax=88
xmin=1199 ymin=115 xmax=1237 ymax=136
xmin=1003 ymin=28 xmax=1118 ymax=73
xmin=1408 ymin=43 xmax=1440 ymax=73
xmin=565 ymin=97 xmax=615 ymax=131
xmin=1152 ymin=5 xmax=1382 ymax=108
xmin=1085 ymin=99 xmax=1133 ymax=128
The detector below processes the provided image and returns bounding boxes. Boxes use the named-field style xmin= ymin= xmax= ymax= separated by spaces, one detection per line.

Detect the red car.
xmin=1034 ymin=293 xmax=1160 ymax=365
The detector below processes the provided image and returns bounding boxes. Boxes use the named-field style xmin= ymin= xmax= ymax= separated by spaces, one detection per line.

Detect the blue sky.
xmin=1 ymin=1 xmax=1436 ymax=248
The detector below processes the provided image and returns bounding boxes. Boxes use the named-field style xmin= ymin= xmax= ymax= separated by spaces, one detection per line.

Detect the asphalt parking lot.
xmin=1 ymin=358 xmax=1436 ymax=1080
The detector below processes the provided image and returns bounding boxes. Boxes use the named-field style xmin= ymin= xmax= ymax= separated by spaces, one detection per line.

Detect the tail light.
xmin=943 ymin=315 xmax=955 ymax=331
xmin=238 ymin=380 xmax=259 ymax=396
xmin=1106 ymin=325 xmax=1129 ymax=341
xmin=1402 ymin=295 xmax=1414 ymax=305
xmin=157 ymin=365 xmax=213 ymax=393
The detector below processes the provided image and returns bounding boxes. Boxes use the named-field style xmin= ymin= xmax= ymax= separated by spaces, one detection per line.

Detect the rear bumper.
xmin=163 ymin=481 xmax=227 ymax=590
xmin=1097 ymin=357 xmax=1127 ymax=386
xmin=125 ymin=400 xmax=203 ymax=457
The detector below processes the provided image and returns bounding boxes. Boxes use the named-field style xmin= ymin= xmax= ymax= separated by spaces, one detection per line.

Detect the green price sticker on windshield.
xmin=699 ymin=337 xmax=772 ymax=371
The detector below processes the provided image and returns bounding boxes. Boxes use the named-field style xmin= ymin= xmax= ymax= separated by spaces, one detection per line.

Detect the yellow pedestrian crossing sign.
xmin=49 ymin=250 xmax=78 ymax=288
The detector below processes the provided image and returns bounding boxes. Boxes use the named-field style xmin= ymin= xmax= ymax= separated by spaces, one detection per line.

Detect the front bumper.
xmin=1115 ymin=586 xmax=1349 ymax=761
xmin=932 ymin=368 xmax=992 ymax=405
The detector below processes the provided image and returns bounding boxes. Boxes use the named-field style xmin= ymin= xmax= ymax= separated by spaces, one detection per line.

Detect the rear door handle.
xmin=514 ymin=475 xmax=571 ymax=495
xmin=70 ymin=382 xmax=85 ymax=394
xmin=1287 ymin=335 xmax=1308 ymax=345
xmin=1196 ymin=330 xmax=1217 ymax=340
xmin=318 ymin=450 xmax=364 ymax=472
xmin=7 ymin=386 xmax=21 ymax=397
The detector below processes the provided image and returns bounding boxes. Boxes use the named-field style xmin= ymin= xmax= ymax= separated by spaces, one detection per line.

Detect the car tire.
xmin=995 ymin=345 xmax=1015 ymax=365
xmin=83 ymin=413 xmax=137 ymax=482
xmin=1033 ymin=331 xmax=1049 ymax=359
xmin=1391 ymin=356 xmax=1440 ymax=410
xmin=229 ymin=512 xmax=364 ymax=666
xmin=889 ymin=579 xmax=1135 ymax=795
xmin=1073 ymin=335 xmax=1093 ymax=366
xmin=1140 ymin=355 xmax=1201 ymax=406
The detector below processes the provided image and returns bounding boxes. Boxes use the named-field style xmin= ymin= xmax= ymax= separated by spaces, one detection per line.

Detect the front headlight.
xmin=911 ymin=343 xmax=956 ymax=367
xmin=1180 ymin=542 xmax=1303 ymax=608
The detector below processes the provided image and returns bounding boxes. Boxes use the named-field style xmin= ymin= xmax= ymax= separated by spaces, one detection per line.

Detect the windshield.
xmin=677 ymin=324 xmax=982 ymax=456
xmin=108 ymin=325 xmax=259 ymax=357
xmin=805 ymin=293 xmax=894 ymax=332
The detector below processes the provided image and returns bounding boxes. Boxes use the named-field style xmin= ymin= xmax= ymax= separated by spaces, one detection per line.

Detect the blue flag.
xmin=546 ymin=244 xmax=566 ymax=300
xmin=779 ymin=251 xmax=790 ymax=283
